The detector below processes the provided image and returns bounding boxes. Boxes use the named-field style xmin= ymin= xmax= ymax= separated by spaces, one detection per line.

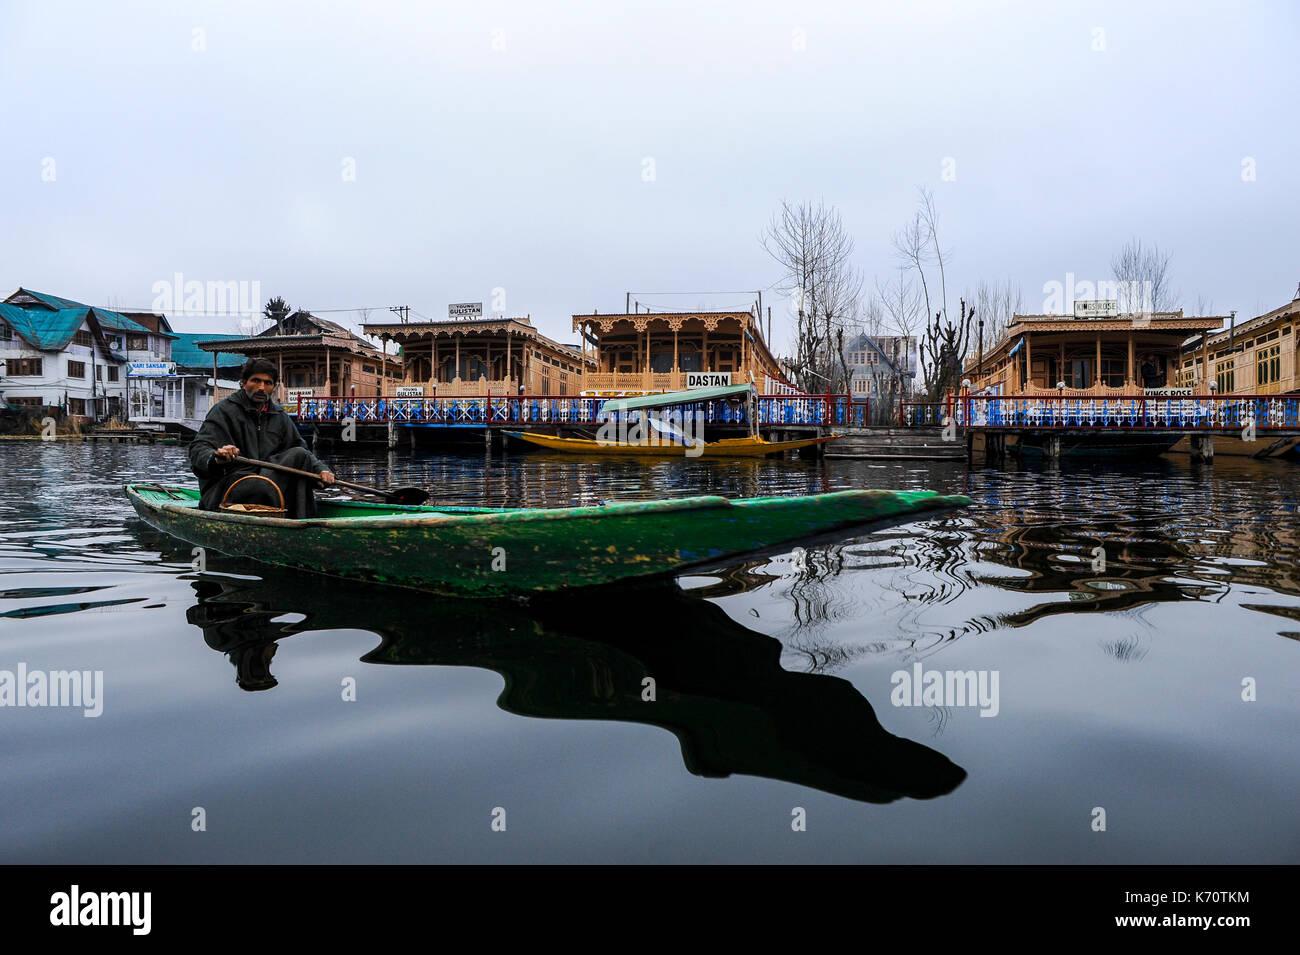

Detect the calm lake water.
xmin=1 ymin=439 xmax=1297 ymax=863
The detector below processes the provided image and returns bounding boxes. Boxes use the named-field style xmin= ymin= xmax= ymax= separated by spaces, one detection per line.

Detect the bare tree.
xmin=966 ymin=278 xmax=1023 ymax=365
xmin=761 ymin=200 xmax=860 ymax=391
xmin=894 ymin=188 xmax=972 ymax=400
xmin=1111 ymin=238 xmax=1178 ymax=313
xmin=876 ymin=269 xmax=921 ymax=340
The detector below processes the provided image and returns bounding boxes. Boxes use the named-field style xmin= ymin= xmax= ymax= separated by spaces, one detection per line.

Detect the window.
xmin=1100 ymin=359 xmax=1125 ymax=388
xmin=7 ymin=396 xmax=43 ymax=406
xmin=107 ymin=367 xmax=120 ymax=382
xmin=73 ymin=329 xmax=94 ymax=348
xmin=10 ymin=358 xmax=43 ymax=376
xmin=96 ymin=366 xmax=103 ymax=380
xmin=1257 ymin=344 xmax=1280 ymax=386
xmin=127 ymin=335 xmax=148 ymax=350
xmin=0 ymin=322 xmax=11 ymax=341
xmin=68 ymin=360 xmax=87 ymax=378
xmin=1217 ymin=364 xmax=1235 ymax=394
xmin=1066 ymin=358 xmax=1093 ymax=389
xmin=362 ymin=364 xmax=376 ymax=374
xmin=68 ymin=398 xmax=87 ymax=416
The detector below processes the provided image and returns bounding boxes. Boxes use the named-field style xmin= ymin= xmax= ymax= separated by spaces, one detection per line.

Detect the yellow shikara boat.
xmin=506 ymin=385 xmax=838 ymax=457
xmin=504 ymin=431 xmax=839 ymax=457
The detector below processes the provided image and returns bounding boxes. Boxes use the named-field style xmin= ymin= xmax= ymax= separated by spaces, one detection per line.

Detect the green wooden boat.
xmin=124 ymin=483 xmax=971 ymax=597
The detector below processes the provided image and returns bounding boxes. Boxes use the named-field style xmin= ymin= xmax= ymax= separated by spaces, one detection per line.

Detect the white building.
xmin=0 ymin=288 xmax=237 ymax=431
xmin=0 ymin=288 xmax=161 ymax=420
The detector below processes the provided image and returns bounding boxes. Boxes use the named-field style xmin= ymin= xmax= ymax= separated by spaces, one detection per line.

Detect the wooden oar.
xmin=231 ymin=455 xmax=429 ymax=506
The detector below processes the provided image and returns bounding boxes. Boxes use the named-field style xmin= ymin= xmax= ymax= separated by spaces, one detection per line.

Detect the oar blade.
xmin=387 ymin=487 xmax=430 ymax=506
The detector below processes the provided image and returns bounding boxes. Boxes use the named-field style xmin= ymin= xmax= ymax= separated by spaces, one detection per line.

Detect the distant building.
xmin=0 ymin=288 xmax=171 ymax=421
xmin=843 ymin=333 xmax=918 ymax=399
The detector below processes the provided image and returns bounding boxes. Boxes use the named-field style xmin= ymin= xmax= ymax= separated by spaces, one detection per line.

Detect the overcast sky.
xmin=2 ymin=0 xmax=1296 ymax=349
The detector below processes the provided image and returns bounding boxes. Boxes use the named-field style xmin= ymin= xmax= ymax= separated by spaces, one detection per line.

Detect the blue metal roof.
xmin=172 ymin=333 xmax=245 ymax=371
xmin=89 ymin=307 xmax=154 ymax=335
xmin=0 ymin=288 xmax=161 ymax=352
xmin=0 ymin=303 xmax=90 ymax=350
xmin=18 ymin=288 xmax=90 ymax=311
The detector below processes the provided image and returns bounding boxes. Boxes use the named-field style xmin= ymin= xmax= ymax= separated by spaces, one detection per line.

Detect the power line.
xmin=628 ymin=290 xmax=760 ymax=297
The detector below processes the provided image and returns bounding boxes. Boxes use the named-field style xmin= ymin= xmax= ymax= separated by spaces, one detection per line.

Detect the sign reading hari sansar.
xmin=448 ymin=302 xmax=483 ymax=319
xmin=1073 ymin=300 xmax=1119 ymax=318
xmin=127 ymin=361 xmax=176 ymax=377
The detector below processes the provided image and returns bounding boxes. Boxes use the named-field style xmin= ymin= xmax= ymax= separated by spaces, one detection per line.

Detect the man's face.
xmin=242 ymin=373 xmax=276 ymax=405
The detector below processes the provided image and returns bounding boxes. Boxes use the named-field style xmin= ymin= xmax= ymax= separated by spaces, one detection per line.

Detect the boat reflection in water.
xmin=184 ymin=561 xmax=967 ymax=804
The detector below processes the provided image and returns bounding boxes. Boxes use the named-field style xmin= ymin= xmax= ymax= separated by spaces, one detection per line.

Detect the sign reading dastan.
xmin=127 ymin=362 xmax=176 ymax=377
xmin=686 ymin=372 xmax=732 ymax=388
xmin=1073 ymin=300 xmax=1119 ymax=319
xmin=448 ymin=302 xmax=483 ymax=319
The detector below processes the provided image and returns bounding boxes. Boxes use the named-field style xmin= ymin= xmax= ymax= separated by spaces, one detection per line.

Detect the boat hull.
xmin=125 ymin=484 xmax=969 ymax=596
xmin=504 ymin=431 xmax=838 ymax=458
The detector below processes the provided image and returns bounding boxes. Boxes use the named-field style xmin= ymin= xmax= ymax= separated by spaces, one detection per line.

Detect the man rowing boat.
xmin=189 ymin=358 xmax=334 ymax=517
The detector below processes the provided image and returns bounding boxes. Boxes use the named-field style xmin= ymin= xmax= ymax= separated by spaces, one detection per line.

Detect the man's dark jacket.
xmin=189 ymin=389 xmax=326 ymax=510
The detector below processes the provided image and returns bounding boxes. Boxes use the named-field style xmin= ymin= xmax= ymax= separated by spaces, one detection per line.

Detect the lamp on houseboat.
xmin=1056 ymin=381 xmax=1066 ymax=395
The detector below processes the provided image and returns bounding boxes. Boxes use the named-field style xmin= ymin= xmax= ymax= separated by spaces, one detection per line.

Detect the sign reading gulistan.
xmin=448 ymin=302 xmax=483 ymax=319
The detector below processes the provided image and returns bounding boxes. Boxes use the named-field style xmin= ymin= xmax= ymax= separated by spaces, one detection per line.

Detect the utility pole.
xmin=626 ymin=292 xmax=630 ymax=314
xmin=389 ymin=305 xmax=410 ymax=324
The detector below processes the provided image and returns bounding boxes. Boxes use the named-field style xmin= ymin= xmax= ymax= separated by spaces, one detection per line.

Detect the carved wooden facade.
xmin=363 ymin=316 xmax=591 ymax=397
xmin=571 ymin=310 xmax=790 ymax=394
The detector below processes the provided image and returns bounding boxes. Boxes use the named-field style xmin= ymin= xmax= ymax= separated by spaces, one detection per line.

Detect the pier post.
xmin=1046 ymin=434 xmax=1061 ymax=461
xmin=387 ymin=420 xmax=397 ymax=450
xmin=1190 ymin=434 xmax=1214 ymax=463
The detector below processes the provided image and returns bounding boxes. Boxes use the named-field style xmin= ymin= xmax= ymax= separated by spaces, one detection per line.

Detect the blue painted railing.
xmin=297 ymin=394 xmax=870 ymax=428
xmin=958 ymin=395 xmax=1300 ymax=430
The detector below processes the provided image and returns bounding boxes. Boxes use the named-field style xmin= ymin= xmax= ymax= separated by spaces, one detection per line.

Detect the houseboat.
xmin=965 ymin=306 xmax=1227 ymax=457
xmin=571 ymin=308 xmax=794 ymax=395
xmin=199 ymin=310 xmax=402 ymax=404
xmin=1169 ymin=288 xmax=1300 ymax=458
xmin=363 ymin=314 xmax=591 ymax=397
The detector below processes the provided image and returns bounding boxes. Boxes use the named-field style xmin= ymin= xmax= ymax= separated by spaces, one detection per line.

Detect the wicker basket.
xmin=219 ymin=474 xmax=287 ymax=518
xmin=219 ymin=502 xmax=288 ymax=517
